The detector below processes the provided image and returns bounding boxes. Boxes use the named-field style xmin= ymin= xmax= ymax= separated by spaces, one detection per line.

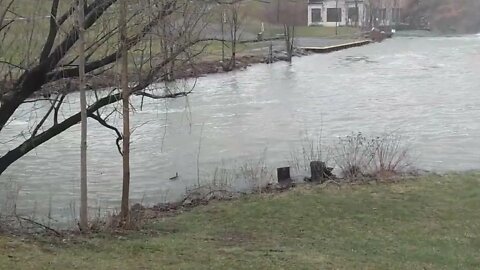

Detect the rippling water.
xmin=1 ymin=35 xmax=480 ymax=221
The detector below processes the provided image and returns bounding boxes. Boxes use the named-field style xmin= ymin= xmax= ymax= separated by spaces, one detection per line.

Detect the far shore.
xmin=30 ymin=36 xmax=375 ymax=99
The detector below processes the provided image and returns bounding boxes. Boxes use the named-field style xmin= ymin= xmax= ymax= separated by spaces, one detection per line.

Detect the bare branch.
xmin=88 ymin=113 xmax=123 ymax=156
xmin=39 ymin=0 xmax=60 ymax=62
xmin=31 ymin=95 xmax=59 ymax=138
xmin=133 ymin=90 xmax=192 ymax=100
xmin=16 ymin=216 xmax=62 ymax=236
xmin=53 ymin=94 xmax=66 ymax=125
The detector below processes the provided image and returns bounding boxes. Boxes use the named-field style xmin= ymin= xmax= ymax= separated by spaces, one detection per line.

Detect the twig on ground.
xmin=16 ymin=216 xmax=62 ymax=236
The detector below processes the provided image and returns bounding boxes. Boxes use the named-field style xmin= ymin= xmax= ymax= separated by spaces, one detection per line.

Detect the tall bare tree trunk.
xmin=224 ymin=3 xmax=241 ymax=72
xmin=230 ymin=6 xmax=238 ymax=70
xmin=78 ymin=0 xmax=88 ymax=231
xmin=335 ymin=0 xmax=339 ymax=35
xmin=221 ymin=9 xmax=225 ymax=64
xmin=119 ymin=0 xmax=130 ymax=224
xmin=276 ymin=0 xmax=280 ymax=23
xmin=284 ymin=24 xmax=295 ymax=63
xmin=355 ymin=0 xmax=359 ymax=27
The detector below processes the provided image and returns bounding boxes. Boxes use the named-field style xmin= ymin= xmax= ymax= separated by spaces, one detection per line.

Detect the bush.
xmin=289 ymin=131 xmax=330 ymax=175
xmin=332 ymin=132 xmax=374 ymax=179
xmin=332 ymin=132 xmax=411 ymax=180
xmin=370 ymin=134 xmax=411 ymax=178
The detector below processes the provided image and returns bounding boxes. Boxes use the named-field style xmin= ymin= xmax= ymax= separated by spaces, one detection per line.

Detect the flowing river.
xmin=1 ymin=34 xmax=480 ymax=223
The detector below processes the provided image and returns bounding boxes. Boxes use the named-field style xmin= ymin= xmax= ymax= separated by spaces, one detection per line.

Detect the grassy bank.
xmin=2 ymin=173 xmax=480 ymax=269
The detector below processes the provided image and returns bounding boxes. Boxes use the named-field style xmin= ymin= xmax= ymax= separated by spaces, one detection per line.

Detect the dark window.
xmin=327 ymin=8 xmax=341 ymax=22
xmin=311 ymin=8 xmax=322 ymax=23
xmin=348 ymin=7 xmax=359 ymax=21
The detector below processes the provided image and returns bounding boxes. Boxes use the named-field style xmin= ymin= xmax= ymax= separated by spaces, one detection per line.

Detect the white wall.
xmin=307 ymin=4 xmax=323 ymax=26
xmin=308 ymin=1 xmax=365 ymax=27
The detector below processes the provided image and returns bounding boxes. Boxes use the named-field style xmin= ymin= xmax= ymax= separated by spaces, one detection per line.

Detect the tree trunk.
xmin=230 ymin=7 xmax=238 ymax=70
xmin=276 ymin=0 xmax=280 ymax=23
xmin=355 ymin=0 xmax=359 ymax=27
xmin=284 ymin=24 xmax=295 ymax=63
xmin=119 ymin=0 xmax=130 ymax=224
xmin=78 ymin=0 xmax=88 ymax=231
xmin=221 ymin=9 xmax=225 ymax=63
xmin=335 ymin=0 xmax=339 ymax=35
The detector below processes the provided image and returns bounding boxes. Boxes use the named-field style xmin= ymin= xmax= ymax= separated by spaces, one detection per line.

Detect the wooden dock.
xmin=300 ymin=40 xmax=371 ymax=54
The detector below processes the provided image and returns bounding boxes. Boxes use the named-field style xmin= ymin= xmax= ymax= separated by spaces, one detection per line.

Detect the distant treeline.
xmin=245 ymin=0 xmax=480 ymax=33
xmin=408 ymin=0 xmax=480 ymax=33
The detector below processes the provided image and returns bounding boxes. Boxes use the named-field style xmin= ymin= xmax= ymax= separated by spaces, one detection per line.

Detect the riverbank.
xmin=27 ymin=50 xmax=309 ymax=98
xmin=28 ymin=37 xmax=366 ymax=98
xmin=1 ymin=173 xmax=479 ymax=269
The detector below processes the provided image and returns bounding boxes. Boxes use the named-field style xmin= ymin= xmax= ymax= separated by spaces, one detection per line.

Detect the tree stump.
xmin=277 ymin=167 xmax=291 ymax=183
xmin=310 ymin=161 xmax=333 ymax=183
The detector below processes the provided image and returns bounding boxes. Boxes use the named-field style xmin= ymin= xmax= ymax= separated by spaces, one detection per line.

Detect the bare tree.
xmin=367 ymin=0 xmax=383 ymax=28
xmin=283 ymin=24 xmax=295 ymax=63
xmin=0 ymin=0 xmax=223 ymax=177
xmin=118 ymin=0 xmax=130 ymax=225
xmin=78 ymin=0 xmax=88 ymax=231
xmin=354 ymin=0 xmax=360 ymax=27
xmin=335 ymin=0 xmax=339 ymax=35
xmin=224 ymin=1 xmax=243 ymax=71
xmin=221 ymin=8 xmax=226 ymax=63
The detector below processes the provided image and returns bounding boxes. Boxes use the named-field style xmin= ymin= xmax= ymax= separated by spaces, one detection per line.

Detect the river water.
xmin=1 ymin=35 xmax=480 ymax=222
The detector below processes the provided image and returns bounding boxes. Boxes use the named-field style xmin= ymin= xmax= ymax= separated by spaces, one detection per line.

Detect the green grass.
xmin=2 ymin=173 xmax=480 ymax=269
xmin=199 ymin=40 xmax=270 ymax=62
xmin=242 ymin=18 xmax=361 ymax=39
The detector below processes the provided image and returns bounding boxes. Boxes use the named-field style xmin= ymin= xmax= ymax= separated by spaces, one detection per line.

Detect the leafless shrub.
xmin=0 ymin=179 xmax=20 ymax=216
xmin=212 ymin=165 xmax=235 ymax=189
xmin=290 ymin=131 xmax=329 ymax=175
xmin=0 ymin=179 xmax=19 ymax=232
xmin=88 ymin=206 xmax=116 ymax=232
xmin=0 ymin=194 xmax=62 ymax=236
xmin=370 ymin=134 xmax=411 ymax=178
xmin=332 ymin=132 xmax=411 ymax=180
xmin=239 ymin=154 xmax=273 ymax=192
xmin=332 ymin=132 xmax=374 ymax=179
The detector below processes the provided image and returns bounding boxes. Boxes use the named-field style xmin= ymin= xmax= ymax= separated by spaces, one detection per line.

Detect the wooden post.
xmin=268 ymin=41 xmax=273 ymax=63
xmin=277 ymin=167 xmax=291 ymax=183
xmin=310 ymin=161 xmax=327 ymax=183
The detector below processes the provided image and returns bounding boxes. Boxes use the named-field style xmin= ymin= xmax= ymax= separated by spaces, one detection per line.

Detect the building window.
xmin=327 ymin=8 xmax=341 ymax=22
xmin=311 ymin=8 xmax=322 ymax=23
xmin=348 ymin=7 xmax=359 ymax=23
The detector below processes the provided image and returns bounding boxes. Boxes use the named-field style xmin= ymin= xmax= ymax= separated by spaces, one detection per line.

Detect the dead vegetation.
xmin=1 ymin=131 xmax=415 ymax=236
xmin=332 ymin=132 xmax=412 ymax=180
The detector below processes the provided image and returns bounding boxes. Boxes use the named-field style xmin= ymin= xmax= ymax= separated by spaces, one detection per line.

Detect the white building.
xmin=308 ymin=0 xmax=366 ymax=27
xmin=308 ymin=0 xmax=406 ymax=27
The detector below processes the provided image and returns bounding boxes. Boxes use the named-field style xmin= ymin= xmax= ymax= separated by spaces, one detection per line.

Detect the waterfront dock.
xmin=300 ymin=40 xmax=372 ymax=53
